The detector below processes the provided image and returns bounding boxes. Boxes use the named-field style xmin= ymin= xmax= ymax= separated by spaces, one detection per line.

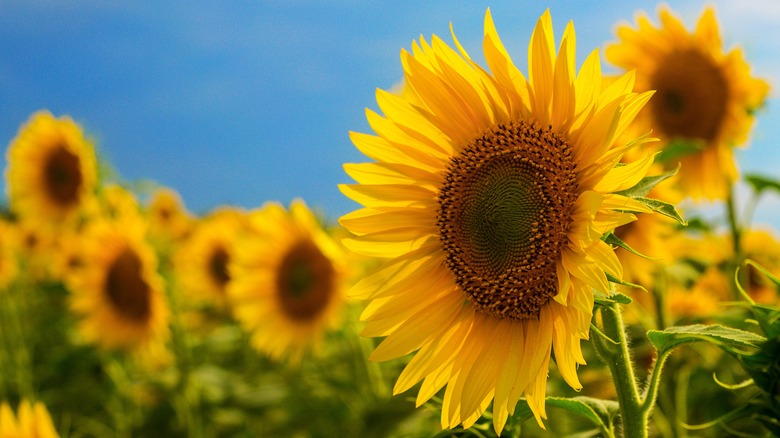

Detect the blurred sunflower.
xmin=0 ymin=400 xmax=58 ymax=438
xmin=11 ymin=219 xmax=59 ymax=281
xmin=340 ymin=9 xmax=655 ymax=433
xmin=175 ymin=207 xmax=248 ymax=305
xmin=0 ymin=220 xmax=19 ymax=290
xmin=65 ymin=216 xmax=169 ymax=355
xmin=145 ymin=187 xmax=193 ymax=245
xmin=100 ymin=183 xmax=142 ymax=221
xmin=5 ymin=111 xmax=98 ymax=225
xmin=606 ymin=6 xmax=769 ymax=201
xmin=228 ymin=200 xmax=347 ymax=363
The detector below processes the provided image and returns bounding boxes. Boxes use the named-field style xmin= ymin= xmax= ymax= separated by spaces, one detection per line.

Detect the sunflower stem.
xmin=726 ymin=183 xmax=746 ymax=300
xmin=595 ymin=303 xmax=648 ymax=438
xmin=639 ymin=349 xmax=671 ymax=415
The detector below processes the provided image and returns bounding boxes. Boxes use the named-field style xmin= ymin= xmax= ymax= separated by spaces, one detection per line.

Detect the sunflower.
xmin=0 ymin=220 xmax=19 ymax=290
xmin=5 ymin=111 xmax=98 ymax=225
xmin=339 ymin=9 xmax=657 ymax=433
xmin=65 ymin=216 xmax=169 ymax=355
xmin=145 ymin=187 xmax=193 ymax=246
xmin=606 ymin=6 xmax=769 ymax=201
xmin=10 ymin=218 xmax=59 ymax=282
xmin=174 ymin=207 xmax=248 ymax=305
xmin=227 ymin=200 xmax=347 ymax=363
xmin=100 ymin=183 xmax=142 ymax=221
xmin=0 ymin=400 xmax=58 ymax=438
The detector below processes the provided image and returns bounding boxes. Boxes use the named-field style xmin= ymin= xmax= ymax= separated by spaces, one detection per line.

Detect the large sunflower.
xmin=606 ymin=6 xmax=769 ymax=201
xmin=0 ymin=400 xmax=58 ymax=438
xmin=227 ymin=200 xmax=347 ymax=363
xmin=5 ymin=111 xmax=98 ymax=225
xmin=339 ymin=9 xmax=656 ymax=433
xmin=65 ymin=216 xmax=169 ymax=355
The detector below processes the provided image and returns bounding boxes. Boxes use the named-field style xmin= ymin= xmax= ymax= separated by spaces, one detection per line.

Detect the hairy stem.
xmin=593 ymin=303 xmax=648 ymax=438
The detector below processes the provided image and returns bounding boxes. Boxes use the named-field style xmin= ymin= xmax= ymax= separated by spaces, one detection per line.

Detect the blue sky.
xmin=1 ymin=1 xmax=779 ymax=229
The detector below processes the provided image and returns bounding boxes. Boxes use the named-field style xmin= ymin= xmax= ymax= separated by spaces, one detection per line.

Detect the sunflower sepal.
xmin=603 ymin=274 xmax=645 ymax=295
xmin=593 ymin=290 xmax=632 ymax=306
xmin=615 ymin=163 xmax=680 ymax=199
xmin=630 ymin=197 xmax=686 ymax=225
xmin=653 ymin=138 xmax=705 ymax=164
xmin=602 ymin=232 xmax=656 ymax=260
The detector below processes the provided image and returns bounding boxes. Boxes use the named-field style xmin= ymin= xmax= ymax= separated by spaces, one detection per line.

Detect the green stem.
xmin=640 ymin=349 xmax=671 ymax=414
xmin=167 ymin=285 xmax=203 ymax=438
xmin=726 ymin=184 xmax=742 ymax=259
xmin=593 ymin=303 xmax=647 ymax=438
xmin=726 ymin=184 xmax=746 ymax=300
xmin=652 ymin=270 xmax=668 ymax=331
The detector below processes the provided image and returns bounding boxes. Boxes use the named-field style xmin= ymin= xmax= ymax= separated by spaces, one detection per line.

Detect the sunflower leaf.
xmin=633 ymin=197 xmax=686 ymax=225
xmin=654 ymin=139 xmax=704 ymax=164
xmin=545 ymin=396 xmax=617 ymax=430
xmin=615 ymin=163 xmax=680 ymax=198
xmin=745 ymin=173 xmax=780 ymax=196
xmin=603 ymin=232 xmax=655 ymax=260
xmin=646 ymin=324 xmax=766 ymax=356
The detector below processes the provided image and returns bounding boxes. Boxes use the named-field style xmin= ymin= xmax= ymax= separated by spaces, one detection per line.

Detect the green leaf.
xmin=633 ymin=197 xmax=687 ymax=225
xmin=647 ymin=324 xmax=766 ymax=355
xmin=546 ymin=397 xmax=617 ymax=429
xmin=745 ymin=173 xmax=780 ymax=195
xmin=603 ymin=232 xmax=654 ymax=260
xmin=616 ymin=163 xmax=680 ymax=198
xmin=515 ymin=397 xmax=616 ymax=432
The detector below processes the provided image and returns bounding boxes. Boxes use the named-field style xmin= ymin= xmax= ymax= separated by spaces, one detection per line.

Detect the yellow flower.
xmin=10 ymin=219 xmax=59 ymax=282
xmin=65 ymin=216 xmax=169 ymax=355
xmin=145 ymin=187 xmax=193 ymax=245
xmin=340 ymin=9 xmax=655 ymax=433
xmin=0 ymin=220 xmax=19 ymax=290
xmin=5 ymin=111 xmax=98 ymax=225
xmin=100 ymin=183 xmax=142 ymax=221
xmin=0 ymin=400 xmax=58 ymax=438
xmin=174 ymin=207 xmax=248 ymax=305
xmin=228 ymin=200 xmax=347 ymax=363
xmin=606 ymin=6 xmax=769 ymax=201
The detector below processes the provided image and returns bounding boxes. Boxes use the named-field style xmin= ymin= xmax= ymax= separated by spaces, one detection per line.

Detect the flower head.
xmin=606 ymin=6 xmax=769 ymax=200
xmin=228 ymin=200 xmax=347 ymax=363
xmin=340 ymin=9 xmax=656 ymax=433
xmin=65 ymin=215 xmax=169 ymax=356
xmin=5 ymin=111 xmax=98 ymax=226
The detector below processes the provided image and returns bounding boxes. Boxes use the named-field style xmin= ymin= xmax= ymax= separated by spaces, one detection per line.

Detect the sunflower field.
xmin=1 ymin=4 xmax=780 ymax=438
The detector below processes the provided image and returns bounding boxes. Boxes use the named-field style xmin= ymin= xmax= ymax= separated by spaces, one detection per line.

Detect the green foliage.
xmin=654 ymin=139 xmax=705 ymax=164
xmin=745 ymin=173 xmax=780 ymax=196
xmin=647 ymin=324 xmax=766 ymax=356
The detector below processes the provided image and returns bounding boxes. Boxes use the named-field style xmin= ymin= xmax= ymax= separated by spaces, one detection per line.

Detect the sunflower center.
xmin=208 ymin=246 xmax=231 ymax=290
xmin=437 ymin=120 xmax=578 ymax=320
xmin=105 ymin=247 xmax=152 ymax=322
xmin=276 ymin=239 xmax=334 ymax=321
xmin=44 ymin=145 xmax=83 ymax=206
xmin=650 ymin=48 xmax=729 ymax=142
